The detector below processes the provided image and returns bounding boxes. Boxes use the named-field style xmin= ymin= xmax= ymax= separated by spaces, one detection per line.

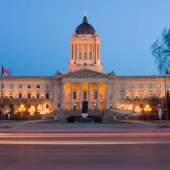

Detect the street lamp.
xmin=18 ymin=104 xmax=26 ymax=114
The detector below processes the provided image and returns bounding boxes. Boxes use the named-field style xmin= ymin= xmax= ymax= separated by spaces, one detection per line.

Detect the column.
xmin=70 ymin=83 xmax=73 ymax=110
xmin=73 ymin=44 xmax=75 ymax=60
xmin=87 ymin=44 xmax=89 ymax=60
xmin=62 ymin=83 xmax=65 ymax=109
xmin=97 ymin=83 xmax=100 ymax=110
xmin=79 ymin=83 xmax=82 ymax=110
xmin=88 ymin=83 xmax=91 ymax=109
xmin=106 ymin=83 xmax=110 ymax=109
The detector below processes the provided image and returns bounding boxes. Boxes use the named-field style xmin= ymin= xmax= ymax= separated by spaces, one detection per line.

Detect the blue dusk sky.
xmin=0 ymin=0 xmax=170 ymax=76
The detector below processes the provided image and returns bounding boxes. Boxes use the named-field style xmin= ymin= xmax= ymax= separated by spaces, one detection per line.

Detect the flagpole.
xmin=0 ymin=65 xmax=3 ymax=127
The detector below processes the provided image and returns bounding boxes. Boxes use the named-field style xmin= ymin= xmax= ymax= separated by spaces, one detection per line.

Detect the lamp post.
xmin=18 ymin=104 xmax=26 ymax=114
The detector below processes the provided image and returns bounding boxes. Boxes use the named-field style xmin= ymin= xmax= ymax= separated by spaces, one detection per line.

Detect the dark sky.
xmin=0 ymin=0 xmax=170 ymax=76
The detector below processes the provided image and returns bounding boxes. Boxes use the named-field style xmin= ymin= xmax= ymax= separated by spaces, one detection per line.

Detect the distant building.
xmin=0 ymin=13 xmax=169 ymax=115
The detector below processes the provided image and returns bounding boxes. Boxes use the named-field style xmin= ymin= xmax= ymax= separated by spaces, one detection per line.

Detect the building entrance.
xmin=82 ymin=100 xmax=88 ymax=113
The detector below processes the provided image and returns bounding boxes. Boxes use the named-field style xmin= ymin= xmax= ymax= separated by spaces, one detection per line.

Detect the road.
xmin=0 ymin=128 xmax=170 ymax=170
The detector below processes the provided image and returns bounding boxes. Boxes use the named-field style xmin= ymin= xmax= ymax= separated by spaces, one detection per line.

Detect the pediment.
xmin=63 ymin=69 xmax=108 ymax=78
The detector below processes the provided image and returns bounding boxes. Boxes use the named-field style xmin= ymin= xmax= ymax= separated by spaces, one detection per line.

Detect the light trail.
xmin=0 ymin=140 xmax=170 ymax=145
xmin=0 ymin=132 xmax=170 ymax=138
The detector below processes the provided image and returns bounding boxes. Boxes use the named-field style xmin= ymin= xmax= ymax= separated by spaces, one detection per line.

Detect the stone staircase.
xmin=50 ymin=109 xmax=127 ymax=121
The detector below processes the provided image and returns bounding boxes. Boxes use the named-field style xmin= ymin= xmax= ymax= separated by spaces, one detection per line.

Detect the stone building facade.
xmin=0 ymin=13 xmax=169 ymax=115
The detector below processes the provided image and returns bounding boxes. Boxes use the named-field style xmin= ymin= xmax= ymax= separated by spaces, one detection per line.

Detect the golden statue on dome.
xmin=84 ymin=10 xmax=87 ymax=16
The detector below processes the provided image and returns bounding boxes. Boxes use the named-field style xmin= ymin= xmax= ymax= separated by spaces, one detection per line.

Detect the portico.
xmin=61 ymin=81 xmax=109 ymax=111
xmin=61 ymin=69 xmax=111 ymax=111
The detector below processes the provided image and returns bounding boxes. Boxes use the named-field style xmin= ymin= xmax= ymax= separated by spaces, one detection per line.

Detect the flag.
xmin=166 ymin=69 xmax=169 ymax=74
xmin=1 ymin=66 xmax=11 ymax=76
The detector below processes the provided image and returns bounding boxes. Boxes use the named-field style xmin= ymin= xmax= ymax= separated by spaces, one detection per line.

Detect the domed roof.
xmin=75 ymin=16 xmax=96 ymax=35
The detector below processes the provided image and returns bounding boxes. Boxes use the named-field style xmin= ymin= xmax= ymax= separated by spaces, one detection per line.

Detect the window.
xmin=94 ymin=91 xmax=97 ymax=99
xmin=46 ymin=93 xmax=49 ymax=99
xmin=28 ymin=93 xmax=31 ymax=100
xmin=139 ymin=84 xmax=143 ymax=88
xmin=28 ymin=85 xmax=31 ymax=88
xmin=157 ymin=84 xmax=161 ymax=88
xmin=130 ymin=84 xmax=134 ymax=89
xmin=2 ymin=84 xmax=4 ymax=88
xmin=10 ymin=84 xmax=13 ymax=89
xmin=73 ymin=91 xmax=77 ymax=99
xmin=121 ymin=84 xmax=125 ymax=89
xmin=46 ymin=104 xmax=49 ymax=109
xmin=58 ymin=94 xmax=60 ymax=100
xmin=157 ymin=93 xmax=161 ymax=99
xmin=19 ymin=84 xmax=22 ymax=89
xmin=37 ymin=93 xmax=40 ymax=100
xmin=79 ymin=52 xmax=82 ymax=59
xmin=89 ymin=52 xmax=92 ymax=59
xmin=131 ymin=94 xmax=134 ymax=99
xmin=83 ymin=91 xmax=87 ymax=100
xmin=46 ymin=84 xmax=49 ymax=89
xmin=139 ymin=93 xmax=143 ymax=99
xmin=148 ymin=94 xmax=152 ymax=99
xmin=19 ymin=93 xmax=22 ymax=100
xmin=120 ymin=93 xmax=125 ymax=100
xmin=148 ymin=84 xmax=152 ymax=88
xmin=84 ymin=52 xmax=87 ymax=60
xmin=37 ymin=85 xmax=40 ymax=88
xmin=10 ymin=93 xmax=13 ymax=100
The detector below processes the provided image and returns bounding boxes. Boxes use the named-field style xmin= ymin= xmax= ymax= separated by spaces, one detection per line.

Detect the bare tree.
xmin=151 ymin=28 xmax=170 ymax=75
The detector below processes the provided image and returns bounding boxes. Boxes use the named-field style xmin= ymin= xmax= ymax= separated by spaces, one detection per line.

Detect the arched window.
xmin=46 ymin=104 xmax=49 ymax=109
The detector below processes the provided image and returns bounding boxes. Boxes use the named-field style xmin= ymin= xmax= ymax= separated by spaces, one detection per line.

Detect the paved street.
xmin=0 ymin=124 xmax=170 ymax=170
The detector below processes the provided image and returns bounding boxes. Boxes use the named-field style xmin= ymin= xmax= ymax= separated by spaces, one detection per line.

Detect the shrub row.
xmin=129 ymin=113 xmax=158 ymax=120
xmin=66 ymin=115 xmax=102 ymax=123
xmin=0 ymin=114 xmax=41 ymax=121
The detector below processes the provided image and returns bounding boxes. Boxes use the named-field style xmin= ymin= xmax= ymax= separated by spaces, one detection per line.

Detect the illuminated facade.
xmin=0 ymin=13 xmax=169 ymax=115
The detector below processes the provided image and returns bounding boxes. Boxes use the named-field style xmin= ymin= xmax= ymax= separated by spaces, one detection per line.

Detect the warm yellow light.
xmin=31 ymin=106 xmax=34 ymax=109
xmin=146 ymin=105 xmax=149 ymax=108
xmin=21 ymin=104 xmax=24 ymax=108
xmin=23 ymin=108 xmax=26 ymax=111
xmin=19 ymin=108 xmax=21 ymax=111
xmin=136 ymin=106 xmax=139 ymax=109
xmin=74 ymin=103 xmax=76 ymax=106
xmin=149 ymin=108 xmax=151 ymax=111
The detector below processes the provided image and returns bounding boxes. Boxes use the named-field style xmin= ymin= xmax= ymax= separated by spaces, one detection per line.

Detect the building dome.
xmin=75 ymin=16 xmax=96 ymax=35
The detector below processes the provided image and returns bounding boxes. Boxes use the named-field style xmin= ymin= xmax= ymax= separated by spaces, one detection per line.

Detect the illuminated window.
xmin=83 ymin=91 xmax=87 ymax=99
xmin=37 ymin=93 xmax=40 ymax=100
xmin=94 ymin=91 xmax=97 ymax=99
xmin=19 ymin=93 xmax=22 ymax=100
xmin=73 ymin=91 xmax=77 ymax=99
xmin=10 ymin=93 xmax=13 ymax=100
xmin=46 ymin=93 xmax=49 ymax=99
xmin=28 ymin=93 xmax=31 ymax=99
xmin=46 ymin=104 xmax=49 ymax=109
